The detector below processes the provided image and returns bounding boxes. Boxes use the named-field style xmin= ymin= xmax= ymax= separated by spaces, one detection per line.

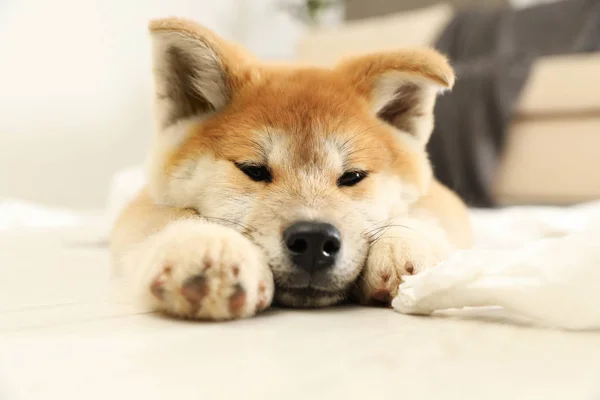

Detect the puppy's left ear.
xmin=337 ymin=49 xmax=454 ymax=146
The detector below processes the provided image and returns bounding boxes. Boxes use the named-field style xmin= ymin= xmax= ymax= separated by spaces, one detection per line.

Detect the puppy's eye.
xmin=337 ymin=170 xmax=368 ymax=187
xmin=235 ymin=163 xmax=272 ymax=183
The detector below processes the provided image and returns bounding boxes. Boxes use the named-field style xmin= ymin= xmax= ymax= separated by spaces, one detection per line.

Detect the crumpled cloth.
xmin=393 ymin=202 xmax=600 ymax=330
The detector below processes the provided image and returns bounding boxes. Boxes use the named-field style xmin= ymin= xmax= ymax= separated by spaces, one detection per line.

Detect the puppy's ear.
xmin=149 ymin=18 xmax=253 ymax=130
xmin=337 ymin=49 xmax=454 ymax=146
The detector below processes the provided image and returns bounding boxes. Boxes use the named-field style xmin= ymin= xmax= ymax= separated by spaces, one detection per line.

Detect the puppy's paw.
xmin=128 ymin=220 xmax=274 ymax=320
xmin=359 ymin=220 xmax=454 ymax=306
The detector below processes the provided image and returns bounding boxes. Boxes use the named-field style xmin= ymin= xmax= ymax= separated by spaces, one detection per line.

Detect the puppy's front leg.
xmin=358 ymin=215 xmax=455 ymax=306
xmin=111 ymin=189 xmax=274 ymax=320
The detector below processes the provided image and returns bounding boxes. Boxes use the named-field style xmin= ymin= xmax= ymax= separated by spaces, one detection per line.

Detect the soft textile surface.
xmin=0 ymin=199 xmax=85 ymax=232
xmin=430 ymin=0 xmax=600 ymax=206
xmin=0 ymin=199 xmax=107 ymax=244
xmin=394 ymin=201 xmax=600 ymax=330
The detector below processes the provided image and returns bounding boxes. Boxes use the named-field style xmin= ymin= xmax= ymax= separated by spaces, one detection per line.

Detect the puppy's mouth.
xmin=274 ymin=286 xmax=347 ymax=308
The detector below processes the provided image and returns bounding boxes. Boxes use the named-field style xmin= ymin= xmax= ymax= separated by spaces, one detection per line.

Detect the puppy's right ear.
xmin=149 ymin=18 xmax=253 ymax=130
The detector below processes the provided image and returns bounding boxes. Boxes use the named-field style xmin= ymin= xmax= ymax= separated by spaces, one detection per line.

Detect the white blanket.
xmin=394 ymin=201 xmax=600 ymax=330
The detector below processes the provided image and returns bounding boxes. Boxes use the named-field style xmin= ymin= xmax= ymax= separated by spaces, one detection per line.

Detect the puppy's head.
xmin=147 ymin=18 xmax=454 ymax=307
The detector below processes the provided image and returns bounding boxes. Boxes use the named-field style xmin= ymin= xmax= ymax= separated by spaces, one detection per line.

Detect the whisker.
xmin=364 ymin=223 xmax=416 ymax=237
xmin=345 ymin=146 xmax=392 ymax=158
xmin=364 ymin=224 xmax=417 ymax=248
xmin=346 ymin=157 xmax=395 ymax=164
xmin=363 ymin=222 xmax=393 ymax=237
xmin=164 ymin=172 xmax=191 ymax=180
xmin=367 ymin=231 xmax=390 ymax=247
xmin=340 ymin=123 xmax=387 ymax=151
xmin=369 ymin=235 xmax=414 ymax=247
xmin=367 ymin=228 xmax=388 ymax=241
xmin=202 ymin=216 xmax=257 ymax=233
xmin=361 ymin=218 xmax=392 ymax=234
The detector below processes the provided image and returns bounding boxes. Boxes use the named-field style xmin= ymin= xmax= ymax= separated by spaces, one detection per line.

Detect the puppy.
xmin=110 ymin=17 xmax=472 ymax=320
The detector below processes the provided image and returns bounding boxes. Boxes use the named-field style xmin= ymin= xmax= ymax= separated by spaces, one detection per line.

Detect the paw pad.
xmin=404 ymin=261 xmax=415 ymax=275
xmin=150 ymin=279 xmax=166 ymax=300
xmin=228 ymin=284 xmax=247 ymax=316
xmin=181 ymin=275 xmax=210 ymax=306
xmin=150 ymin=266 xmax=172 ymax=300
xmin=256 ymin=281 xmax=269 ymax=311
xmin=371 ymin=288 xmax=392 ymax=305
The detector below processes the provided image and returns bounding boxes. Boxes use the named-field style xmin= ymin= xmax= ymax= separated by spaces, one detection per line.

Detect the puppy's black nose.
xmin=283 ymin=221 xmax=341 ymax=272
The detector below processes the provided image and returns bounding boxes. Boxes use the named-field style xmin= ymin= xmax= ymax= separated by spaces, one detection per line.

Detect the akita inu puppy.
xmin=111 ymin=18 xmax=472 ymax=320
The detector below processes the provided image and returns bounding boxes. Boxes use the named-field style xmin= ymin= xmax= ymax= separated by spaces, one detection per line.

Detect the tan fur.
xmin=111 ymin=17 xmax=472 ymax=320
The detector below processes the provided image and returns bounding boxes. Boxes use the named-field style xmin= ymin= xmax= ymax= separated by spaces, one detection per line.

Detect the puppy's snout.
xmin=283 ymin=221 xmax=341 ymax=272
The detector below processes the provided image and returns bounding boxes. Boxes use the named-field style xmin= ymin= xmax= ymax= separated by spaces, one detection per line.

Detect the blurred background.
xmin=1 ymin=0 xmax=599 ymax=214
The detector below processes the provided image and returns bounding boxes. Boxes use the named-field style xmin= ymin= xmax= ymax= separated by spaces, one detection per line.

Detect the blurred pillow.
xmin=297 ymin=4 xmax=454 ymax=66
xmin=509 ymin=0 xmax=568 ymax=9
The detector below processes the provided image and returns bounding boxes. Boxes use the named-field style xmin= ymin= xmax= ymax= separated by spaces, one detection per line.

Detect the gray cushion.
xmin=345 ymin=0 xmax=509 ymax=21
